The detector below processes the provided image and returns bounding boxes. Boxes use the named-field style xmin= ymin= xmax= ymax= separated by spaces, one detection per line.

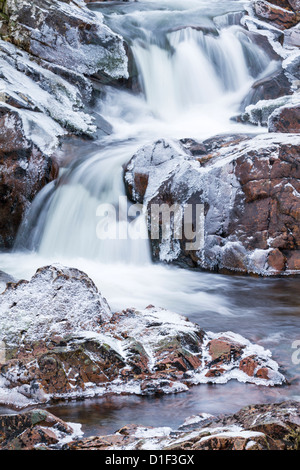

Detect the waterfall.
xmin=14 ymin=8 xmax=274 ymax=266
xmin=132 ymin=25 xmax=271 ymax=120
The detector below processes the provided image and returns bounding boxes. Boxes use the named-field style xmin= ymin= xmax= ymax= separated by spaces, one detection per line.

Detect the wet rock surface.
xmin=0 ymin=265 xmax=285 ymax=408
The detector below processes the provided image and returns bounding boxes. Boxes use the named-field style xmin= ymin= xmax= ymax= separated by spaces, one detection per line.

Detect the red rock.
xmin=269 ymin=105 xmax=300 ymax=134
xmin=268 ymin=248 xmax=286 ymax=272
xmin=256 ymin=368 xmax=271 ymax=379
xmin=239 ymin=356 xmax=259 ymax=377
xmin=253 ymin=0 xmax=299 ymax=29
xmin=207 ymin=338 xmax=244 ymax=365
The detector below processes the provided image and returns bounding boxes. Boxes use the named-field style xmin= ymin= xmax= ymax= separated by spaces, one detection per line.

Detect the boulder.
xmin=268 ymin=103 xmax=300 ymax=132
xmin=0 ymin=0 xmax=128 ymax=83
xmin=0 ymin=105 xmax=59 ymax=249
xmin=0 ymin=409 xmax=77 ymax=450
xmin=0 ymin=265 xmax=285 ymax=407
xmin=124 ymin=134 xmax=300 ymax=276
xmin=253 ymin=0 xmax=299 ymax=29
xmin=241 ymin=69 xmax=293 ymax=109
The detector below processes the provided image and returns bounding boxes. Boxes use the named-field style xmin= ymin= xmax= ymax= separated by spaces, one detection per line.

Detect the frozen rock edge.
xmin=0 ymin=265 xmax=285 ymax=409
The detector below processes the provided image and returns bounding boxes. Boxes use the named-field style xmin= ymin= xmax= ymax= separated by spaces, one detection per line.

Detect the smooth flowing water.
xmin=0 ymin=0 xmax=299 ymax=435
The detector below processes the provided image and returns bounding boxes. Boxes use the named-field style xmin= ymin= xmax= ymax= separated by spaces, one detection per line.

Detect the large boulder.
xmin=124 ymin=134 xmax=300 ymax=275
xmin=0 ymin=265 xmax=285 ymax=408
xmin=0 ymin=0 xmax=128 ymax=83
xmin=0 ymin=105 xmax=58 ymax=248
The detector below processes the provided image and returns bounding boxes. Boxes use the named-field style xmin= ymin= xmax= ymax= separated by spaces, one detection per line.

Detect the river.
xmin=0 ymin=0 xmax=299 ymax=437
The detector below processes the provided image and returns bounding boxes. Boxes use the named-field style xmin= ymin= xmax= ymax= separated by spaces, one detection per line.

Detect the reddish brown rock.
xmin=0 ymin=409 xmax=74 ymax=450
xmin=287 ymin=0 xmax=300 ymax=11
xmin=268 ymin=105 xmax=300 ymax=133
xmin=268 ymin=248 xmax=287 ymax=272
xmin=124 ymin=135 xmax=300 ymax=276
xmin=253 ymin=0 xmax=299 ymax=29
xmin=207 ymin=338 xmax=244 ymax=366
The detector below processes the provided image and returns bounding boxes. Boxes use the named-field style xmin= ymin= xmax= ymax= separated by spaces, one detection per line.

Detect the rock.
xmin=66 ymin=400 xmax=300 ymax=450
xmin=253 ymin=0 xmax=299 ymax=30
xmin=240 ymin=92 xmax=300 ymax=127
xmin=283 ymin=54 xmax=300 ymax=81
xmin=124 ymin=134 xmax=300 ymax=276
xmin=0 ymin=264 xmax=111 ymax=348
xmin=0 ymin=105 xmax=59 ymax=248
xmin=0 ymin=39 xmax=97 ymax=138
xmin=241 ymin=69 xmax=293 ymax=109
xmin=0 ymin=266 xmax=285 ymax=407
xmin=287 ymin=0 xmax=300 ymax=11
xmin=0 ymin=0 xmax=128 ymax=83
xmin=283 ymin=23 xmax=300 ymax=47
xmin=268 ymin=103 xmax=300 ymax=132
xmin=0 ymin=408 xmax=77 ymax=450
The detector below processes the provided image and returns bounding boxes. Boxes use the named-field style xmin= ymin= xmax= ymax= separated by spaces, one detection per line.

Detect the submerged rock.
xmin=66 ymin=400 xmax=300 ymax=450
xmin=0 ymin=265 xmax=285 ymax=408
xmin=124 ymin=134 xmax=300 ymax=276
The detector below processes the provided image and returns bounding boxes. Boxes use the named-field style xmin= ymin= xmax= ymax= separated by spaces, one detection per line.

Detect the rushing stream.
xmin=0 ymin=0 xmax=299 ymax=436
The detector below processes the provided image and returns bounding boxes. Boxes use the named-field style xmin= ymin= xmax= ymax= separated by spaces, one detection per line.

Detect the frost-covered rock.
xmin=0 ymin=409 xmax=81 ymax=450
xmin=0 ymin=39 xmax=97 ymax=138
xmin=0 ymin=265 xmax=285 ymax=407
xmin=67 ymin=401 xmax=300 ymax=450
xmin=0 ymin=105 xmax=59 ymax=248
xmin=124 ymin=134 xmax=300 ymax=275
xmin=240 ymin=93 xmax=300 ymax=126
xmin=0 ymin=264 xmax=111 ymax=348
xmin=252 ymin=0 xmax=299 ymax=30
xmin=0 ymin=0 xmax=128 ymax=82
xmin=268 ymin=102 xmax=300 ymax=132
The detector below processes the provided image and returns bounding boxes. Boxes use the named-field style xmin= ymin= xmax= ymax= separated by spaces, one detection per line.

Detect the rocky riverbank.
xmin=0 ymin=400 xmax=299 ymax=450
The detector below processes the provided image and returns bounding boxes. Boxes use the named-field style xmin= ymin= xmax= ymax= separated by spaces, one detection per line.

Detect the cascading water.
xmin=2 ymin=0 xmax=300 ymax=431
xmin=14 ymin=5 xmax=273 ymax=266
